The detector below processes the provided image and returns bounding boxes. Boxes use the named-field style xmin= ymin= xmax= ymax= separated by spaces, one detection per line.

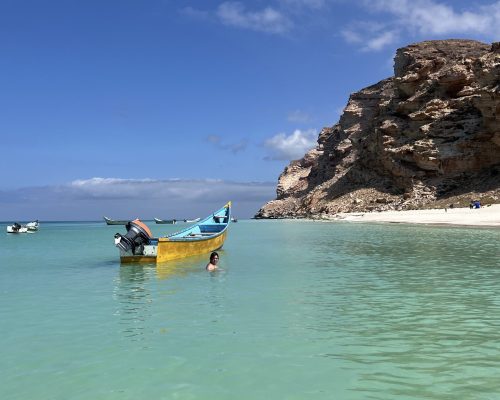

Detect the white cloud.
xmin=264 ymin=129 xmax=317 ymax=160
xmin=369 ymin=0 xmax=500 ymax=36
xmin=0 ymin=178 xmax=277 ymax=220
xmin=364 ymin=30 xmax=398 ymax=51
xmin=341 ymin=29 xmax=363 ymax=44
xmin=69 ymin=177 xmax=266 ymax=201
xmin=346 ymin=0 xmax=500 ymax=51
xmin=342 ymin=21 xmax=399 ymax=51
xmin=216 ymin=2 xmax=293 ymax=34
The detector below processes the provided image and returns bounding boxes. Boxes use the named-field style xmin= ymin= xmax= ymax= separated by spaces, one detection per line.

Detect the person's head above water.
xmin=206 ymin=252 xmax=219 ymax=271
xmin=210 ymin=252 xmax=219 ymax=264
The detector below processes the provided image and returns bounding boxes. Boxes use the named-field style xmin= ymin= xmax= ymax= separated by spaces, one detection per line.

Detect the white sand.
xmin=336 ymin=204 xmax=500 ymax=227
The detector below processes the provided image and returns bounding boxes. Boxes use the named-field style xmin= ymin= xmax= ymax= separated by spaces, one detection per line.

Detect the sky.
xmin=1 ymin=0 xmax=499 ymax=220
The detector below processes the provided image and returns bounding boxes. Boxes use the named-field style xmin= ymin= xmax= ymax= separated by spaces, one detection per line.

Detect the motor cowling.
xmin=114 ymin=219 xmax=153 ymax=254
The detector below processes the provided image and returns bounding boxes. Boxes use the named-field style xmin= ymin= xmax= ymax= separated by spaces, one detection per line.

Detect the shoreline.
xmin=332 ymin=204 xmax=500 ymax=227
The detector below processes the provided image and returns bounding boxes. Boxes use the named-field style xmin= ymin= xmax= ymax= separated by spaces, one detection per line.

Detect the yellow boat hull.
xmin=119 ymin=231 xmax=227 ymax=263
xmin=120 ymin=255 xmax=156 ymax=263
xmin=156 ymin=231 xmax=227 ymax=263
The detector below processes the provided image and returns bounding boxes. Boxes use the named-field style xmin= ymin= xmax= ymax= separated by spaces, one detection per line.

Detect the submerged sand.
xmin=335 ymin=204 xmax=500 ymax=227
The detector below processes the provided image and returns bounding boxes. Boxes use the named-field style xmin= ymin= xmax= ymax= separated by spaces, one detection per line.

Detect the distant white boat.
xmin=26 ymin=220 xmax=39 ymax=231
xmin=7 ymin=223 xmax=29 ymax=233
xmin=154 ymin=218 xmax=177 ymax=224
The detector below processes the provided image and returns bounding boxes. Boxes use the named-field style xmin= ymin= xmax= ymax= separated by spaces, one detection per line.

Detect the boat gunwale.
xmin=158 ymin=228 xmax=227 ymax=242
xmin=161 ymin=202 xmax=231 ymax=241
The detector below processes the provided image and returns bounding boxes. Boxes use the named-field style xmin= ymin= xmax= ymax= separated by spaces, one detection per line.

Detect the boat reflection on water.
xmin=155 ymin=253 xmax=208 ymax=280
xmin=114 ymin=264 xmax=155 ymax=341
xmin=114 ymin=255 xmax=210 ymax=340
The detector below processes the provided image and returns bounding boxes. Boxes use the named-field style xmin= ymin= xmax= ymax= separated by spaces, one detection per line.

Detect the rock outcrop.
xmin=256 ymin=40 xmax=500 ymax=218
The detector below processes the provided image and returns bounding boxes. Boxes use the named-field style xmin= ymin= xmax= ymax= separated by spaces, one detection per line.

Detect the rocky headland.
xmin=256 ymin=39 xmax=500 ymax=219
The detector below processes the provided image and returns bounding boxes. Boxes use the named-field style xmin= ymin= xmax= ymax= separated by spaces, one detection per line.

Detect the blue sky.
xmin=1 ymin=0 xmax=499 ymax=220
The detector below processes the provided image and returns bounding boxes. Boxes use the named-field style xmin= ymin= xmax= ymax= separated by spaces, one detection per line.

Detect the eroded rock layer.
xmin=256 ymin=40 xmax=500 ymax=218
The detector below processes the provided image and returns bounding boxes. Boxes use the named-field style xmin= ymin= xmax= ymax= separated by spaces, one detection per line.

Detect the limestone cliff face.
xmin=256 ymin=40 xmax=500 ymax=218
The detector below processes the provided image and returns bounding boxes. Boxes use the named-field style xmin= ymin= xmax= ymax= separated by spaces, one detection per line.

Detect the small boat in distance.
xmin=104 ymin=216 xmax=130 ymax=225
xmin=26 ymin=220 xmax=40 ymax=231
xmin=154 ymin=217 xmax=200 ymax=224
xmin=115 ymin=202 xmax=231 ymax=263
xmin=154 ymin=218 xmax=177 ymax=224
xmin=7 ymin=222 xmax=29 ymax=233
xmin=231 ymin=217 xmax=238 ymax=223
xmin=184 ymin=218 xmax=200 ymax=223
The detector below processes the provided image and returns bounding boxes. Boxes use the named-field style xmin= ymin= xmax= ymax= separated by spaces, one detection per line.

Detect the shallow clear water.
xmin=1 ymin=220 xmax=499 ymax=399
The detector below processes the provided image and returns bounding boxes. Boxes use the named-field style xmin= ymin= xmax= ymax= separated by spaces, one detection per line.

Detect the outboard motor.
xmin=114 ymin=219 xmax=153 ymax=254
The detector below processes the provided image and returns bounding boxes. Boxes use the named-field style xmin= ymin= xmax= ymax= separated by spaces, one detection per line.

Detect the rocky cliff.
xmin=256 ymin=40 xmax=500 ymax=219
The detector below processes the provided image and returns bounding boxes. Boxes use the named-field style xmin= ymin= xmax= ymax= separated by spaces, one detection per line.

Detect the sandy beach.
xmin=336 ymin=204 xmax=500 ymax=227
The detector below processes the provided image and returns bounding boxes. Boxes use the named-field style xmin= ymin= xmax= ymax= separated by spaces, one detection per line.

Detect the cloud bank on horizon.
xmin=0 ymin=178 xmax=276 ymax=221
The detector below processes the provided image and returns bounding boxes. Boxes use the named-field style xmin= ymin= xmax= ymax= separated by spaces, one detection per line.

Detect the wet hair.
xmin=210 ymin=252 xmax=219 ymax=261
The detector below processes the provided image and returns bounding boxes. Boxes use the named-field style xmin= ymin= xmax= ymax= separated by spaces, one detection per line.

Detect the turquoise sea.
xmin=1 ymin=220 xmax=500 ymax=400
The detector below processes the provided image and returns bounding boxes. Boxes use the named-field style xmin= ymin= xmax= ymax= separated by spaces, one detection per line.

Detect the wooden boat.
xmin=154 ymin=218 xmax=177 ymax=224
xmin=104 ymin=216 xmax=130 ymax=225
xmin=115 ymin=202 xmax=231 ymax=263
